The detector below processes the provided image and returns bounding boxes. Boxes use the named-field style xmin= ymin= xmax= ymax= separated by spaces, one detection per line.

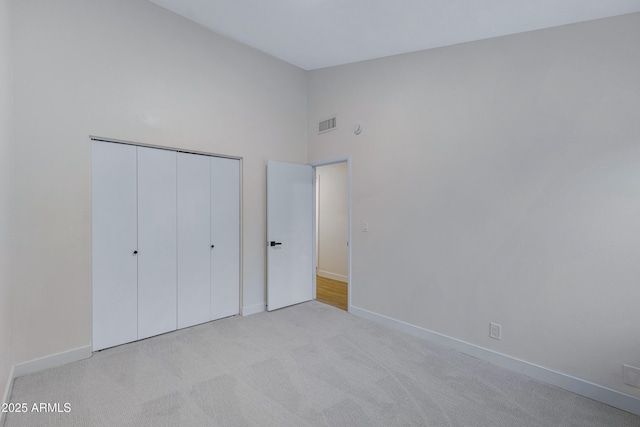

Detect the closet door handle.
xmin=211 ymin=245 xmax=215 ymax=248
xmin=133 ymin=250 xmax=138 ymax=255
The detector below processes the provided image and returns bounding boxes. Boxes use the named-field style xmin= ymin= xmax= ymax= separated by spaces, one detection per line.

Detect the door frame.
xmin=309 ymin=156 xmax=352 ymax=312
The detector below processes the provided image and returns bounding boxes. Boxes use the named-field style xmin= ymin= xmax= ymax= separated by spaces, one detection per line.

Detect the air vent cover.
xmin=318 ymin=116 xmax=337 ymax=134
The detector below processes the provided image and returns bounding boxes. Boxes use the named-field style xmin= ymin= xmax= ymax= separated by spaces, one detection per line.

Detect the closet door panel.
xmin=92 ymin=141 xmax=138 ymax=350
xmin=137 ymin=147 xmax=177 ymax=339
xmin=211 ymin=157 xmax=240 ymax=320
xmin=177 ymin=153 xmax=211 ymax=329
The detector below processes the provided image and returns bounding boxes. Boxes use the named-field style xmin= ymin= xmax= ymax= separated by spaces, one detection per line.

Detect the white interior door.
xmin=137 ymin=146 xmax=177 ymax=339
xmin=177 ymin=152 xmax=211 ymax=329
xmin=266 ymin=160 xmax=313 ymax=311
xmin=211 ymin=157 xmax=240 ymax=320
xmin=92 ymin=141 xmax=138 ymax=351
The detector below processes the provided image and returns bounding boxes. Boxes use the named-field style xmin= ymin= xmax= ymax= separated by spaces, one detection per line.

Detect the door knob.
xmin=270 ymin=241 xmax=282 ymax=247
xmin=211 ymin=245 xmax=215 ymax=248
xmin=133 ymin=250 xmax=138 ymax=255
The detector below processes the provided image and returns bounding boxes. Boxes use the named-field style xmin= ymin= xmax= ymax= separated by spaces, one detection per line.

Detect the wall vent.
xmin=318 ymin=116 xmax=337 ymax=134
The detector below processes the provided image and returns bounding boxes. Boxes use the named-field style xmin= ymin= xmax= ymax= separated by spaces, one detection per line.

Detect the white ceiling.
xmin=149 ymin=0 xmax=640 ymax=70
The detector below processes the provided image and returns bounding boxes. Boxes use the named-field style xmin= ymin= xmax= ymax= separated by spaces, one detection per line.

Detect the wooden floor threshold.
xmin=316 ymin=275 xmax=348 ymax=311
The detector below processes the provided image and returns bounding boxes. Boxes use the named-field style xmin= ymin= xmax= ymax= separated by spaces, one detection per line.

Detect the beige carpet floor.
xmin=4 ymin=301 xmax=640 ymax=426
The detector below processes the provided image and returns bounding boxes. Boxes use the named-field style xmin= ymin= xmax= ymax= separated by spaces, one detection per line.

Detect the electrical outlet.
xmin=623 ymin=364 xmax=640 ymax=388
xmin=490 ymin=323 xmax=501 ymax=340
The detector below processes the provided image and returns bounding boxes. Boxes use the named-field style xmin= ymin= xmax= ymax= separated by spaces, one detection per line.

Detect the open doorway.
xmin=314 ymin=162 xmax=349 ymax=311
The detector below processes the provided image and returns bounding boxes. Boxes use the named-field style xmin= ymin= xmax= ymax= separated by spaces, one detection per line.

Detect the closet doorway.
xmin=314 ymin=161 xmax=349 ymax=311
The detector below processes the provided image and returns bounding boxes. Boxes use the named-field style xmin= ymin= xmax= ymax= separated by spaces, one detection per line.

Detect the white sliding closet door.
xmin=177 ymin=152 xmax=211 ymax=329
xmin=211 ymin=157 xmax=240 ymax=320
xmin=92 ymin=141 xmax=138 ymax=351
xmin=137 ymin=147 xmax=177 ymax=339
xmin=93 ymin=140 xmax=241 ymax=349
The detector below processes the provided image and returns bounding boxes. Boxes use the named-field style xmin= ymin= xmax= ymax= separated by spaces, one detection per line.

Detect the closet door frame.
xmin=90 ymin=136 xmax=243 ymax=350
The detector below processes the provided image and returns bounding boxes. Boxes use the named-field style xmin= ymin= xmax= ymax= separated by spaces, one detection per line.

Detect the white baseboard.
xmin=1 ymin=346 xmax=90 ymax=425
xmin=349 ymin=305 xmax=640 ymax=416
xmin=13 ymin=345 xmax=92 ymax=378
xmin=1 ymin=365 xmax=15 ymax=425
xmin=242 ymin=302 xmax=265 ymax=316
xmin=318 ymin=270 xmax=348 ymax=283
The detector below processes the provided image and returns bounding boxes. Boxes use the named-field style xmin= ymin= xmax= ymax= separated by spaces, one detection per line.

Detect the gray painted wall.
xmin=0 ymin=0 xmax=14 ymax=409
xmin=308 ymin=13 xmax=640 ymax=397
